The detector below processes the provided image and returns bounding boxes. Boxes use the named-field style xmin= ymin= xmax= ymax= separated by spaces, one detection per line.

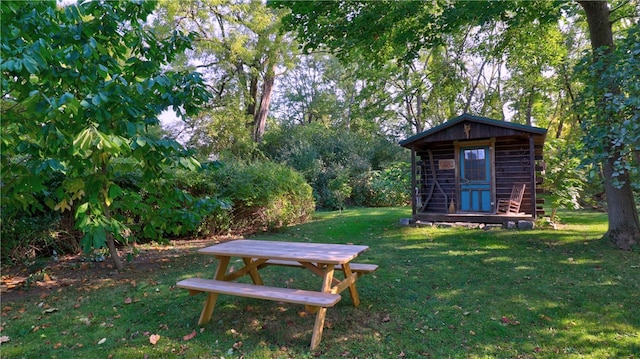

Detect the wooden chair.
xmin=497 ymin=184 xmax=526 ymax=214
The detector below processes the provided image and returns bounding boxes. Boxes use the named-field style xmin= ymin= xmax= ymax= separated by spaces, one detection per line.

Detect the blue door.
xmin=460 ymin=147 xmax=491 ymax=212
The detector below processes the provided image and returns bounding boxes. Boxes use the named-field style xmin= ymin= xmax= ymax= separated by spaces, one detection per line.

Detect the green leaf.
xmin=108 ymin=183 xmax=124 ymax=199
xmin=77 ymin=202 xmax=89 ymax=215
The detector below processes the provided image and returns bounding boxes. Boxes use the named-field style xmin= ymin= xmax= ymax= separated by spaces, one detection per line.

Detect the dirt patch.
xmin=0 ymin=237 xmax=238 ymax=304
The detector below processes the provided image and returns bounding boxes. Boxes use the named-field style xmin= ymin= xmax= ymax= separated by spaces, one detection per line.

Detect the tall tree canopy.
xmin=154 ymin=0 xmax=295 ymax=157
xmin=273 ymin=0 xmax=639 ymax=249
xmin=1 ymin=0 xmax=211 ymax=269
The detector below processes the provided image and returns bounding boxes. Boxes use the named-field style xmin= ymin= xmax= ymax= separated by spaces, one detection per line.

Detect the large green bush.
xmin=178 ymin=161 xmax=315 ymax=234
xmin=352 ymin=162 xmax=411 ymax=207
xmin=261 ymin=123 xmax=407 ymax=209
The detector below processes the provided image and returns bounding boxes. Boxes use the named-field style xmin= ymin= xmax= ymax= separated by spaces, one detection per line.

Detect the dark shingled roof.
xmin=399 ymin=113 xmax=547 ymax=147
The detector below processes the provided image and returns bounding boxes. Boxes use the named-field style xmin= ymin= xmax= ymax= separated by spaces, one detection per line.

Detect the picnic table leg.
xmin=242 ymin=257 xmax=264 ymax=285
xmin=341 ymin=264 xmax=361 ymax=307
xmin=310 ymin=307 xmax=327 ymax=350
xmin=198 ymin=256 xmax=230 ymax=325
xmin=308 ymin=264 xmax=336 ymax=349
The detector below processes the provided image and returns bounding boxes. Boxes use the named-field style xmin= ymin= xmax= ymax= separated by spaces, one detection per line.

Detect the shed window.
xmin=463 ymin=148 xmax=486 ymax=181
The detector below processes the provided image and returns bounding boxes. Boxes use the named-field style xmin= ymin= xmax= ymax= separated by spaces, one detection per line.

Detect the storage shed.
xmin=399 ymin=114 xmax=547 ymax=224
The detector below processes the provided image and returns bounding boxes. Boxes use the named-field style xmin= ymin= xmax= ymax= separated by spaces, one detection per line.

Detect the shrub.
xmin=182 ymin=161 xmax=315 ymax=234
xmin=261 ymin=123 xmax=406 ymax=210
xmin=352 ymin=162 xmax=411 ymax=207
xmin=0 ymin=210 xmax=63 ymax=264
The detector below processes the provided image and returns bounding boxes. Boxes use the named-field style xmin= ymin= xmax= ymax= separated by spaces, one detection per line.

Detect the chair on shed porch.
xmin=497 ymin=183 xmax=526 ymax=215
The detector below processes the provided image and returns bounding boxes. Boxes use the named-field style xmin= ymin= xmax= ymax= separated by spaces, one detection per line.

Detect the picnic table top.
xmin=198 ymin=239 xmax=369 ymax=265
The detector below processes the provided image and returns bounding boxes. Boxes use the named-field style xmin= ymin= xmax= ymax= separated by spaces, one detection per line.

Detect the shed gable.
xmin=400 ymin=114 xmax=547 ymax=148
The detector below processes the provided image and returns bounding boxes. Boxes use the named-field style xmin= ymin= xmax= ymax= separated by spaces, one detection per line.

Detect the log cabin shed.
xmin=399 ymin=114 xmax=547 ymax=224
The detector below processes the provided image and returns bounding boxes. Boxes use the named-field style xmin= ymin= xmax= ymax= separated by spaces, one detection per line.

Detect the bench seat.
xmin=263 ymin=259 xmax=379 ymax=274
xmin=177 ymin=278 xmax=342 ymax=350
xmin=177 ymin=278 xmax=341 ymax=307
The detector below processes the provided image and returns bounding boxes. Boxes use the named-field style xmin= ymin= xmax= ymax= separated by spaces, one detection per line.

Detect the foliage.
xmin=261 ymin=123 xmax=406 ymax=210
xmin=0 ymin=1 xmax=210 ymax=269
xmin=155 ymin=0 xmax=296 ymax=148
xmin=352 ymin=162 xmax=411 ymax=207
xmin=542 ymin=139 xmax=588 ymax=221
xmin=190 ymin=161 xmax=315 ymax=233
xmin=575 ymin=25 xmax=640 ymax=189
xmin=275 ymin=1 xmax=564 ymax=63
xmin=275 ymin=0 xmax=640 ymax=248
xmin=0 ymin=210 xmax=62 ymax=264
xmin=2 ymin=207 xmax=639 ymax=358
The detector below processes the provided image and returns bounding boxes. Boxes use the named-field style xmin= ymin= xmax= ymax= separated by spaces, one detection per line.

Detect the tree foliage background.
xmin=2 ymin=0 xmax=639 ymax=267
xmin=271 ymin=0 xmax=640 ymax=249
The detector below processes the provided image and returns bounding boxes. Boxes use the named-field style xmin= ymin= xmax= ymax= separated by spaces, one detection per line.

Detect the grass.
xmin=2 ymin=207 xmax=639 ymax=358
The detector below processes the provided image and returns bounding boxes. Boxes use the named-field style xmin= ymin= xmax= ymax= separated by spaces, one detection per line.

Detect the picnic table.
xmin=176 ymin=239 xmax=378 ymax=350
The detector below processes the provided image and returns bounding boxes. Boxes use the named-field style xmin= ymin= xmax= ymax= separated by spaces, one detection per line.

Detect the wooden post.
xmin=529 ymin=135 xmax=537 ymax=219
xmin=411 ymin=147 xmax=417 ymax=216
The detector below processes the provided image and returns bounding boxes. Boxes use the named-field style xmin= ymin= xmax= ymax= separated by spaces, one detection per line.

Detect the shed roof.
xmin=399 ymin=113 xmax=547 ymax=148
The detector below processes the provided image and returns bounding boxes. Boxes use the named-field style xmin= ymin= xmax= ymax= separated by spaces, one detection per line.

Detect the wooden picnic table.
xmin=177 ymin=239 xmax=377 ymax=350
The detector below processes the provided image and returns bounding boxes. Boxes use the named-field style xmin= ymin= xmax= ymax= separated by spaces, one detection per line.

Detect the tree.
xmin=155 ymin=0 xmax=295 ymax=151
xmin=273 ymin=0 xmax=640 ymax=250
xmin=1 ymin=1 xmax=211 ymax=270
xmin=271 ymin=54 xmax=345 ymax=126
xmin=575 ymin=1 xmax=639 ymax=250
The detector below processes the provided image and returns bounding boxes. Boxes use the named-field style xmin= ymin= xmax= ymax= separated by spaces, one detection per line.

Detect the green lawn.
xmin=2 ymin=207 xmax=639 ymax=358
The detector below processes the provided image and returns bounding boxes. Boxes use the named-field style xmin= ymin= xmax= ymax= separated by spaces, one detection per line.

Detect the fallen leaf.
xmin=149 ymin=334 xmax=160 ymax=345
xmin=43 ymin=308 xmax=58 ymax=314
xmin=501 ymin=316 xmax=520 ymax=325
xmin=183 ymin=330 xmax=196 ymax=341
xmin=0 ymin=335 xmax=9 ymax=344
xmin=98 ymin=338 xmax=107 ymax=345
xmin=124 ymin=297 xmax=132 ymax=304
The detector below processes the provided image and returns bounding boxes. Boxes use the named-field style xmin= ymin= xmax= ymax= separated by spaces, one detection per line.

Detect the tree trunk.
xmin=253 ymin=65 xmax=275 ymax=143
xmin=106 ymin=232 xmax=124 ymax=271
xmin=247 ymin=74 xmax=259 ymax=118
xmin=100 ymin=161 xmax=124 ymax=270
xmin=579 ymin=0 xmax=640 ymax=250
xmin=463 ymin=56 xmax=488 ymax=114
xmin=525 ymin=87 xmax=534 ymax=127
xmin=602 ymin=156 xmax=640 ymax=250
